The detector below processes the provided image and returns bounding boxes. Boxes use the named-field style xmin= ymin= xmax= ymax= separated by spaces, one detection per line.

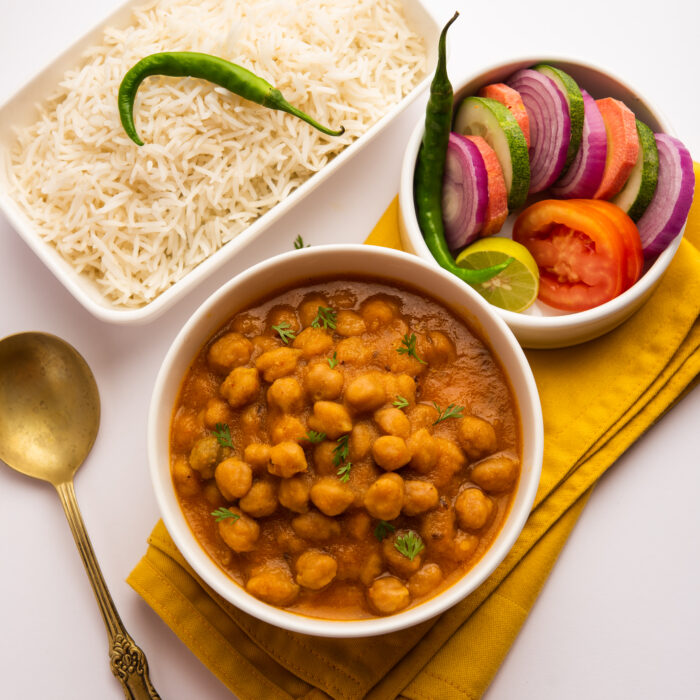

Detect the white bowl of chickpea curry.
xmin=149 ymin=244 xmax=543 ymax=637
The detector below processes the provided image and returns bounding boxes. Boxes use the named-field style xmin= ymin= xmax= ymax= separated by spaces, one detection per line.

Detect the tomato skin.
xmin=574 ymin=199 xmax=643 ymax=290
xmin=513 ymin=199 xmax=631 ymax=312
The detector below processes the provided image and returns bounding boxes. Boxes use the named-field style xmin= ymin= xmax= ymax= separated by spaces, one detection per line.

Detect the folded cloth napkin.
xmin=129 ymin=165 xmax=700 ymax=700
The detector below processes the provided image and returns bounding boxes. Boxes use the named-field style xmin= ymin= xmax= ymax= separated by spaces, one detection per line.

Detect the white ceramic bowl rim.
xmin=149 ymin=244 xmax=544 ymax=637
xmin=399 ymin=55 xmax=684 ymax=335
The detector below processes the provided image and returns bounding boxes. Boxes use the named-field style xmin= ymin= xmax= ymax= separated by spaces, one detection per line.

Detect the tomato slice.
xmin=513 ymin=199 xmax=628 ymax=311
xmin=574 ymin=199 xmax=643 ymax=290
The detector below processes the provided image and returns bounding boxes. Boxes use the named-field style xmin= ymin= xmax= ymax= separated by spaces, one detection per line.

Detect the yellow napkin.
xmin=129 ymin=165 xmax=700 ymax=700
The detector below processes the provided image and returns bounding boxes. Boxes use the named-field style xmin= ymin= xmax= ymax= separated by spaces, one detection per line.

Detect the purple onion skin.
xmin=508 ymin=69 xmax=570 ymax=193
xmin=551 ymin=90 xmax=607 ymax=198
xmin=442 ymin=133 xmax=488 ymax=251
xmin=637 ymin=134 xmax=695 ymax=258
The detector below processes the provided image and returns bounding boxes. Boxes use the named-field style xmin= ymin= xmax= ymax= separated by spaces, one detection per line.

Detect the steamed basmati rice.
xmin=7 ymin=0 xmax=426 ymax=307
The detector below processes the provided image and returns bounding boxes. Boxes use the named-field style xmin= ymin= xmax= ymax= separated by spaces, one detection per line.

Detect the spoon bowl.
xmin=0 ymin=331 xmax=160 ymax=699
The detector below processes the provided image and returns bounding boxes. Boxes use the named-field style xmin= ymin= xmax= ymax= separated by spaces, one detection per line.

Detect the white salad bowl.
xmin=148 ymin=244 xmax=544 ymax=637
xmin=398 ymin=57 xmax=686 ymax=349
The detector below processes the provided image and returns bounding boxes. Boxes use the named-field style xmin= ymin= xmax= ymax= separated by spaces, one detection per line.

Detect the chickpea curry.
xmin=170 ymin=278 xmax=521 ymax=619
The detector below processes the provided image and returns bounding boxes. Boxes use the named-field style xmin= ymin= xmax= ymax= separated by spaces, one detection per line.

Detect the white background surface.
xmin=1 ymin=1 xmax=699 ymax=698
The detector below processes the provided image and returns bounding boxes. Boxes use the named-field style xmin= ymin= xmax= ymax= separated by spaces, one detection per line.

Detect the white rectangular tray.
xmin=0 ymin=0 xmax=440 ymax=324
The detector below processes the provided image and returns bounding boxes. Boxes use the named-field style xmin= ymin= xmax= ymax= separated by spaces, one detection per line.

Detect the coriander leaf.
xmin=394 ymin=531 xmax=425 ymax=561
xmin=213 ymin=422 xmax=234 ymax=448
xmin=293 ymin=235 xmax=309 ymax=249
xmin=328 ymin=351 xmax=338 ymax=369
xmin=311 ymin=306 xmax=337 ymax=330
xmin=373 ymin=520 xmax=396 ymax=541
xmin=332 ymin=434 xmax=350 ymax=467
xmin=272 ymin=320 xmax=296 ymax=344
xmin=432 ymin=402 xmax=465 ymax=424
xmin=306 ymin=430 xmax=326 ymax=444
xmin=393 ymin=395 xmax=409 ymax=410
xmin=336 ymin=462 xmax=353 ymax=483
xmin=396 ymin=333 xmax=426 ymax=365
xmin=211 ymin=507 xmax=240 ymax=523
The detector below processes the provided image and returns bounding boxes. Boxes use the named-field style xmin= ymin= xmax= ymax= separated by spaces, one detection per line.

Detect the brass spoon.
xmin=0 ymin=332 xmax=160 ymax=700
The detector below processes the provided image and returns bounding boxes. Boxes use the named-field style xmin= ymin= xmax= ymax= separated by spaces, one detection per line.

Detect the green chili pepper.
xmin=118 ymin=51 xmax=344 ymax=146
xmin=413 ymin=13 xmax=511 ymax=285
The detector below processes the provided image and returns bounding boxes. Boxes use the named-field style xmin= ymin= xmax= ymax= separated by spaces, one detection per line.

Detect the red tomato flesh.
xmin=513 ymin=200 xmax=629 ymax=312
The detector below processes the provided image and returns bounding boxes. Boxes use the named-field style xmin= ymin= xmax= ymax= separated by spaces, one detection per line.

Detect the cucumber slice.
xmin=454 ymin=96 xmax=530 ymax=210
xmin=534 ymin=64 xmax=584 ymax=175
xmin=611 ymin=119 xmax=659 ymax=222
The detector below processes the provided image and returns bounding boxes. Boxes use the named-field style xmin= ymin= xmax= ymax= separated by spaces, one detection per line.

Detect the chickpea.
xmin=407 ymin=563 xmax=444 ymax=598
xmin=171 ymin=455 xmax=200 ymax=496
xmin=188 ymin=435 xmax=222 ymax=479
xmin=218 ymin=509 xmax=259 ymax=552
xmin=455 ymin=487 xmax=494 ymax=530
xmin=267 ymin=376 xmax=304 ymax=413
xmin=243 ymin=443 xmax=271 ymax=473
xmin=344 ymin=510 xmax=371 ymax=540
xmin=267 ymin=305 xmax=300 ymax=333
xmin=239 ymin=480 xmax=278 ymax=517
xmin=310 ymin=477 xmax=355 ymax=516
xmin=403 ymin=480 xmax=439 ymax=516
xmin=344 ymin=373 xmax=386 ymax=413
xmin=470 ymin=454 xmax=519 ymax=493
xmin=275 ymin=527 xmax=307 ymax=555
xmin=452 ymin=531 xmax=480 ymax=561
xmin=171 ymin=409 xmax=204 ymax=452
xmin=335 ymin=310 xmax=366 ymax=337
xmin=246 ymin=568 xmax=299 ymax=606
xmin=251 ymin=335 xmax=281 ymax=356
xmin=220 ymin=366 xmax=261 ymax=408
xmin=383 ymin=530 xmax=424 ymax=577
xmin=307 ymin=401 xmax=353 ymax=439
xmin=268 ymin=441 xmax=307 ymax=478
xmin=240 ymin=403 xmax=265 ymax=435
xmin=367 ymin=577 xmax=410 ymax=615
xmin=335 ymin=337 xmax=372 ymax=366
xmin=372 ymin=435 xmax=411 ymax=471
xmin=202 ymin=398 xmax=234 ymax=429
xmin=364 ymin=473 xmax=404 ymax=520
xmin=388 ymin=344 xmax=428 ymax=377
xmin=312 ymin=441 xmax=337 ymax=476
xmin=305 ymin=362 xmax=343 ymax=401
xmin=419 ymin=331 xmax=456 ymax=366
xmin=298 ymin=294 xmax=330 ymax=327
xmin=407 ymin=404 xmax=440 ymax=432
xmin=420 ymin=502 xmax=455 ymax=555
xmin=407 ymin=429 xmax=439 ymax=473
xmin=458 ymin=415 xmax=498 ymax=460
xmin=270 ymin=415 xmax=306 ymax=445
xmin=207 ymin=332 xmax=253 ymax=373
xmin=432 ymin=438 xmax=467 ymax=487
xmin=254 ymin=347 xmax=301 ymax=382
xmin=203 ymin=481 xmax=225 ymax=507
xmin=359 ymin=550 xmax=383 ymax=586
xmin=278 ymin=477 xmax=311 ymax=513
xmin=215 ymin=458 xmax=253 ymax=500
xmin=360 ymin=297 xmax=398 ymax=330
xmin=295 ymin=551 xmax=337 ymax=590
xmin=292 ymin=511 xmax=341 ymax=541
xmin=374 ymin=407 xmax=411 ymax=438
xmin=384 ymin=374 xmax=416 ymax=406
xmin=292 ymin=327 xmax=334 ymax=358
xmin=349 ymin=422 xmax=376 ymax=461
xmin=231 ymin=313 xmax=263 ymax=336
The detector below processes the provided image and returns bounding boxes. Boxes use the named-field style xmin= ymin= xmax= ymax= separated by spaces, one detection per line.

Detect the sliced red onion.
xmin=551 ymin=90 xmax=607 ymax=198
xmin=442 ymin=133 xmax=488 ymax=250
xmin=508 ymin=69 xmax=570 ymax=193
xmin=637 ymin=134 xmax=695 ymax=258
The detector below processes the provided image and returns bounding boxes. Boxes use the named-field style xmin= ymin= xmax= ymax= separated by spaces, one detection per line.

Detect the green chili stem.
xmin=118 ymin=51 xmax=344 ymax=146
xmin=413 ymin=13 xmax=511 ymax=286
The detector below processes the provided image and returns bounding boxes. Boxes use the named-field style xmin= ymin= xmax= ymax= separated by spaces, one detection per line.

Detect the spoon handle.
xmin=56 ymin=481 xmax=161 ymax=700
